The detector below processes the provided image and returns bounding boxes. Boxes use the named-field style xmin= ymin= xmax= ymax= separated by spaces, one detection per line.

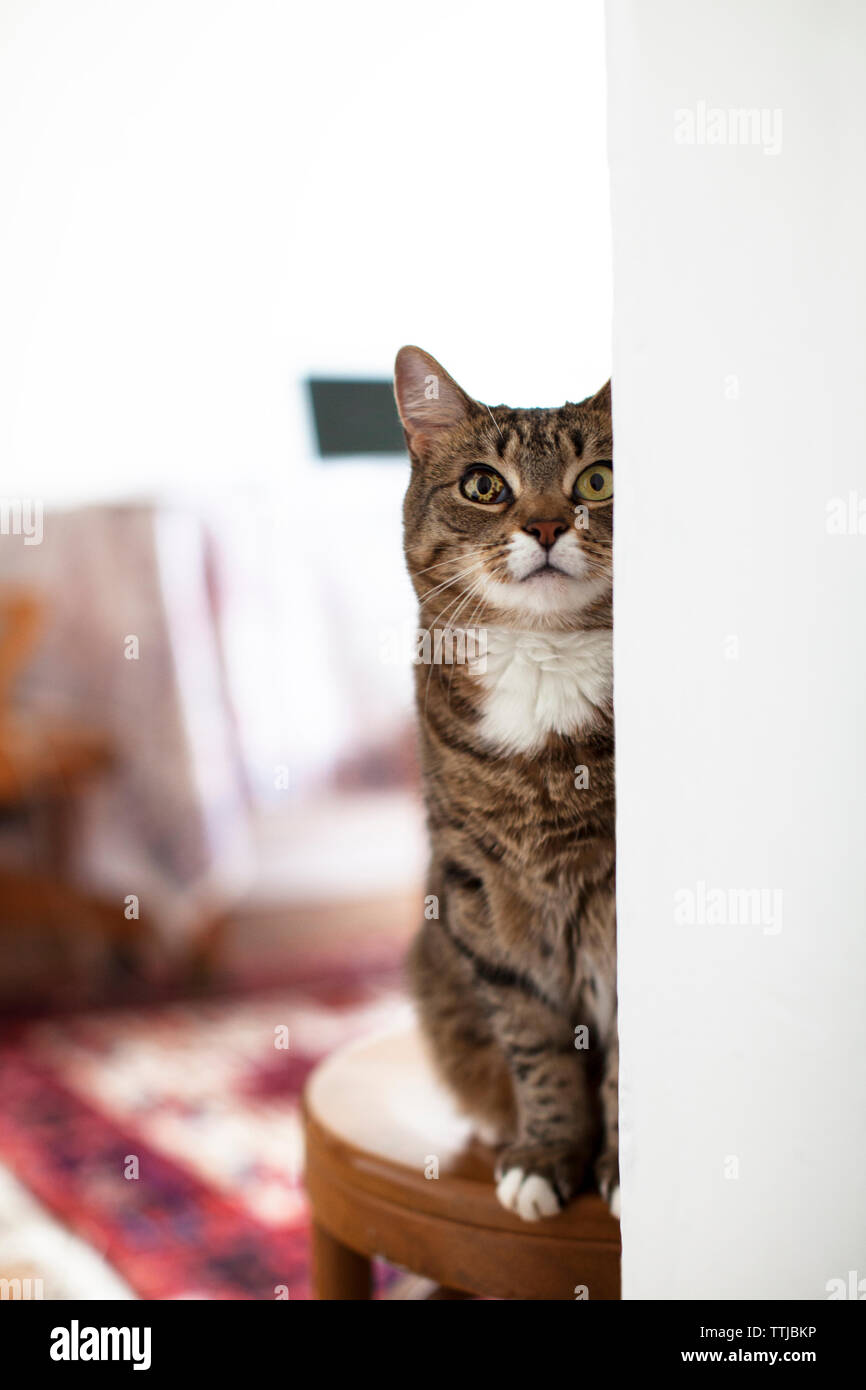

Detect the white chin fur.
xmin=483 ymin=530 xmax=606 ymax=619
xmin=488 ymin=570 xmax=603 ymax=618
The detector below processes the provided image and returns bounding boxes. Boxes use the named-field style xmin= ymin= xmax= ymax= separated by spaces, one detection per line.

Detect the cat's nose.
xmin=523 ymin=519 xmax=568 ymax=549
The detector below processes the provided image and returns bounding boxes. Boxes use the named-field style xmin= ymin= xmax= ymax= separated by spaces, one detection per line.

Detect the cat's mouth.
xmin=478 ymin=535 xmax=608 ymax=621
xmin=521 ymin=561 xmax=573 ymax=582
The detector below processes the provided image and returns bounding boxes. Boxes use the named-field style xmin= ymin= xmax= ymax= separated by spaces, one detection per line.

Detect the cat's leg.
xmin=409 ymin=915 xmax=517 ymax=1146
xmin=416 ymin=871 xmax=597 ymax=1219
xmin=594 ymin=1031 xmax=620 ymax=1217
xmin=577 ymin=879 xmax=619 ymax=1216
xmin=484 ymin=990 xmax=598 ymax=1221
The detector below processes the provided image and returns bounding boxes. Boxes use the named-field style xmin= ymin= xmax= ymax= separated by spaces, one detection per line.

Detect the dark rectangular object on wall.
xmin=307 ymin=378 xmax=406 ymax=457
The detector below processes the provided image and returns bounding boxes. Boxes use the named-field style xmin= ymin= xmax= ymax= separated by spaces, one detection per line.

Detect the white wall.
xmin=0 ymin=0 xmax=612 ymax=507
xmin=609 ymin=0 xmax=866 ymax=1298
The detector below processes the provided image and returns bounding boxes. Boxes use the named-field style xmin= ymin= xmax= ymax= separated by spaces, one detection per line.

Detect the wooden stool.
xmin=303 ymin=1021 xmax=621 ymax=1300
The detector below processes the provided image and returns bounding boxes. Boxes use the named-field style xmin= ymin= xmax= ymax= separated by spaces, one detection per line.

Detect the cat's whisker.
xmin=421 ymin=574 xmax=488 ymax=716
xmin=412 ymin=553 xmax=482 ymax=581
xmin=443 ymin=574 xmax=487 ymax=636
xmin=442 ymin=563 xmax=510 ymax=707
xmin=443 ymin=578 xmax=490 ymax=707
xmin=412 ymin=558 xmax=460 ymax=578
xmin=418 ymin=554 xmax=505 ymax=617
xmin=418 ymin=560 xmax=483 ymax=604
xmin=485 ymin=403 xmax=504 ymax=440
xmin=424 ymin=575 xmax=484 ymax=639
xmin=405 ymin=540 xmax=480 ymax=560
xmin=432 ymin=559 xmax=503 ymax=651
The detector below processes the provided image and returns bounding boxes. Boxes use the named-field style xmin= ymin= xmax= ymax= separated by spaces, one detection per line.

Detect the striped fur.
xmin=395 ymin=347 xmax=618 ymax=1219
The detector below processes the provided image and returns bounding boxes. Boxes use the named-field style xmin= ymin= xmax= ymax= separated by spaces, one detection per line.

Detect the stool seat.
xmin=303 ymin=1018 xmax=621 ymax=1299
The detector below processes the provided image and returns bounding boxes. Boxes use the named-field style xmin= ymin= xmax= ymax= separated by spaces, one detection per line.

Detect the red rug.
xmin=0 ymin=947 xmax=408 ymax=1299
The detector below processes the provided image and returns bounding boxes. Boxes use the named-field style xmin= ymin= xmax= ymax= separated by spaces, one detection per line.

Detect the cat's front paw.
xmin=495 ymin=1166 xmax=562 ymax=1220
xmin=494 ymin=1145 xmax=586 ymax=1221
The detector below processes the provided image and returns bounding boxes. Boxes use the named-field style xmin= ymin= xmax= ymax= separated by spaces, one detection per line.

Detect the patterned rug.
xmin=0 ymin=945 xmax=409 ymax=1299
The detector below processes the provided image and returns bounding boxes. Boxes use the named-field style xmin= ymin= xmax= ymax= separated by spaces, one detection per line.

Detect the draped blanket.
xmin=0 ymin=503 xmax=254 ymax=943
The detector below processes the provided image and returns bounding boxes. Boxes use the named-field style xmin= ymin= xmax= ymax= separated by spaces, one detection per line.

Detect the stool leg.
xmin=311 ymin=1222 xmax=372 ymax=1300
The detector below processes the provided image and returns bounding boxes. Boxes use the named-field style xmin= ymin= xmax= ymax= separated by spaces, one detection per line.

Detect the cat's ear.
xmin=586 ymin=379 xmax=612 ymax=412
xmin=394 ymin=346 xmax=478 ymax=455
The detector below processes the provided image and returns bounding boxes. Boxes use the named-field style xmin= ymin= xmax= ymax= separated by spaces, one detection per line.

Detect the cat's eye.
xmin=573 ymin=462 xmax=613 ymax=503
xmin=460 ymin=468 xmax=511 ymax=505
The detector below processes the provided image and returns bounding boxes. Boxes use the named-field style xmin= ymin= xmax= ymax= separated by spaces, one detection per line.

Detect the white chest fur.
xmin=466 ymin=627 xmax=613 ymax=755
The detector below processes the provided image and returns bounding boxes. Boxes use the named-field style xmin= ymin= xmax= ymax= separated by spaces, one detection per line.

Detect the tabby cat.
xmin=394 ymin=346 xmax=618 ymax=1221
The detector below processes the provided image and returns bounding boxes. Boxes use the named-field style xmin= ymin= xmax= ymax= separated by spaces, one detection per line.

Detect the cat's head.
xmin=395 ymin=346 xmax=612 ymax=631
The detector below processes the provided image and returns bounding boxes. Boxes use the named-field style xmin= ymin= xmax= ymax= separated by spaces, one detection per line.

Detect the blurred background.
xmin=0 ymin=0 xmax=611 ymax=1298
